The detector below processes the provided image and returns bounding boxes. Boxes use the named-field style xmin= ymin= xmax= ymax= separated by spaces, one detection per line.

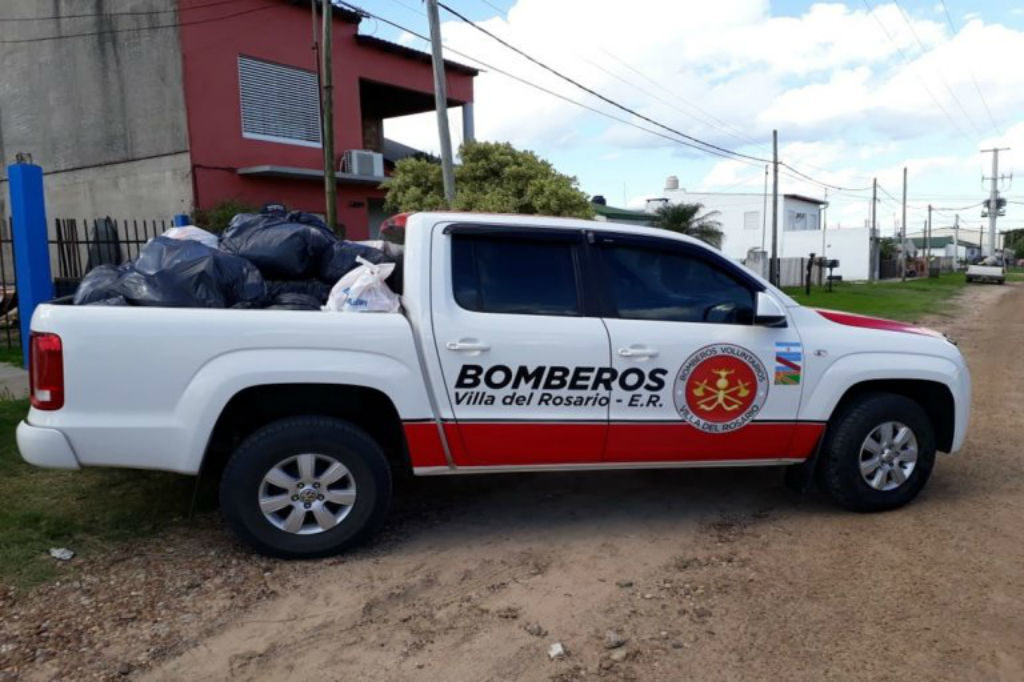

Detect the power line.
xmin=384 ymin=0 xmax=426 ymax=18
xmin=350 ymin=0 xmax=876 ymax=195
xmin=890 ymin=0 xmax=983 ymax=136
xmin=0 ymin=0 xmax=243 ymax=22
xmin=0 ymin=2 xmax=279 ymax=43
xmin=334 ymin=1 xmax=765 ymax=166
xmin=937 ymin=0 xmax=1000 ymax=133
xmin=859 ymin=0 xmax=972 ymax=141
xmin=573 ymin=52 xmax=772 ymax=154
xmin=592 ymin=48 xmax=773 ymax=154
xmin=476 ymin=0 xmax=508 ymax=17
xmin=438 ymin=0 xmax=877 ymax=194
xmin=932 ymin=201 xmax=985 ymax=212
xmin=434 ymin=0 xmax=771 ymax=165
xmin=778 ymin=163 xmax=873 ymax=192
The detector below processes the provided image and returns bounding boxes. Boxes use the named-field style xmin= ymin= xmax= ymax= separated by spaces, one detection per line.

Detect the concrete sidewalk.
xmin=0 ymin=362 xmax=28 ymax=398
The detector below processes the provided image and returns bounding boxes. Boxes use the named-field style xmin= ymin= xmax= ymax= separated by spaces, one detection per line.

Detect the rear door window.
xmin=452 ymin=234 xmax=581 ymax=316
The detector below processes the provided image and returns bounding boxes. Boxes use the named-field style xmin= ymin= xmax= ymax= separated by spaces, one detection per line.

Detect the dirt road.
xmin=9 ymin=283 xmax=1024 ymax=682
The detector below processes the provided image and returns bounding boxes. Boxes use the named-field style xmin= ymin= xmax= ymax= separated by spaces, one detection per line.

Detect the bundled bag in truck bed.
xmin=319 ymin=240 xmax=404 ymax=292
xmin=122 ymin=237 xmax=266 ymax=308
xmin=73 ymin=264 xmax=129 ymax=305
xmin=220 ymin=208 xmax=337 ymax=279
xmin=72 ymin=237 xmax=266 ymax=308
xmin=323 ymin=256 xmax=400 ymax=313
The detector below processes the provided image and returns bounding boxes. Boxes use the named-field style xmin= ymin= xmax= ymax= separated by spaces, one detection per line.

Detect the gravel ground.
xmin=3 ymin=282 xmax=1022 ymax=682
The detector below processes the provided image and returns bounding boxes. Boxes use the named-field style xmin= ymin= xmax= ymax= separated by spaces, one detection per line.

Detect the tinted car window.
xmin=600 ymin=244 xmax=754 ymax=323
xmin=452 ymin=235 xmax=580 ymax=316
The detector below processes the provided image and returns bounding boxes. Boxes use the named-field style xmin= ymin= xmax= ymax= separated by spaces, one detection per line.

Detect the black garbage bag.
xmin=318 ymin=241 xmax=393 ymax=285
xmin=73 ymin=264 xmax=127 ymax=305
xmin=266 ymin=279 xmax=331 ymax=304
xmin=86 ymin=295 xmax=129 ymax=306
xmin=220 ymin=210 xmax=337 ymax=279
xmin=266 ymin=292 xmax=322 ymax=311
xmin=117 ymin=236 xmax=265 ymax=308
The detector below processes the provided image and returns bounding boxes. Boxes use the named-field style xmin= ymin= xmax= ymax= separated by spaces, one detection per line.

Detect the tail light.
xmin=380 ymin=213 xmax=409 ymax=242
xmin=30 ymin=332 xmax=64 ymax=410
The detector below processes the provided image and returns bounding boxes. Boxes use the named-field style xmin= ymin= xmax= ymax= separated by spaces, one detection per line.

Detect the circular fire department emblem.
xmin=673 ymin=344 xmax=769 ymax=433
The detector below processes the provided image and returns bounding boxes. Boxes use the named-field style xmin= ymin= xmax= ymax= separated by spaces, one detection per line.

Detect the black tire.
xmin=219 ymin=416 xmax=392 ymax=558
xmin=820 ymin=393 xmax=936 ymax=512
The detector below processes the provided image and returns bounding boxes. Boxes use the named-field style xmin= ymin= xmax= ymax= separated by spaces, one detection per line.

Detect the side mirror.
xmin=754 ymin=291 xmax=787 ymax=327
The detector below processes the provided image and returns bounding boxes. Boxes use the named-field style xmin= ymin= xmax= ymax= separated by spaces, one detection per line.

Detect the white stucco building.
xmin=645 ymin=177 xmax=872 ymax=281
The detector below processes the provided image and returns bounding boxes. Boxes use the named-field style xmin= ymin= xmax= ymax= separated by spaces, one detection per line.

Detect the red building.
xmin=179 ymin=0 xmax=476 ymax=239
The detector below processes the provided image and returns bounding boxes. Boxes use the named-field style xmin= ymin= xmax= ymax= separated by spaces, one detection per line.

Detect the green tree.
xmin=193 ymin=199 xmax=257 ymax=233
xmin=384 ymin=141 xmax=594 ymax=218
xmin=651 ymin=202 xmax=724 ymax=248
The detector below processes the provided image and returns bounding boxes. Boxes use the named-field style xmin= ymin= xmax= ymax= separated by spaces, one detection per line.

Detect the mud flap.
xmin=783 ymin=431 xmax=826 ymax=494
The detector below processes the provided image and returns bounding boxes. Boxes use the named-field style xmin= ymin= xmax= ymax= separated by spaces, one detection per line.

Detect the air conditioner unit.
xmin=342 ymin=149 xmax=384 ymax=177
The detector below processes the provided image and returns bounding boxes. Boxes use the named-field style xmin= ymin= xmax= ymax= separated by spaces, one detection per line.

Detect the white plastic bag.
xmin=162 ymin=225 xmax=219 ymax=249
xmin=323 ymin=256 xmax=400 ymax=313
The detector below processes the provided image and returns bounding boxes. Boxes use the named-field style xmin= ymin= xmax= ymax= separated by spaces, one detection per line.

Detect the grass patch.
xmin=0 ymin=400 xmax=195 ymax=590
xmin=0 ymin=345 xmax=23 ymax=367
xmin=784 ymin=273 xmax=968 ymax=321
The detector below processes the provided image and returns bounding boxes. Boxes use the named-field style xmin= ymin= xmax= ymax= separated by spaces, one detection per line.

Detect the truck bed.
xmin=26 ymin=303 xmax=430 ymax=474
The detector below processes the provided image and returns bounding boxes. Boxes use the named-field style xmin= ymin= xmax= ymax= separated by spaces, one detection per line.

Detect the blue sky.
xmin=349 ymin=0 xmax=1024 ymax=237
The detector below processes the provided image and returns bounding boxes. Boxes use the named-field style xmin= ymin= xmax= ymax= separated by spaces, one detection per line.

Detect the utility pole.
xmin=953 ymin=214 xmax=960 ymax=269
xmin=926 ymin=204 xmax=932 ymax=277
xmin=900 ymin=166 xmax=907 ymax=282
xmin=771 ymin=129 xmax=779 ymax=286
xmin=761 ymin=165 xmax=768 ymax=253
xmin=320 ymin=0 xmax=338 ymax=234
xmin=871 ymin=177 xmax=878 ymax=280
xmin=821 ymin=188 xmax=828 ymax=259
xmin=426 ymin=0 xmax=456 ymax=205
xmin=981 ymin=147 xmax=1010 ymax=258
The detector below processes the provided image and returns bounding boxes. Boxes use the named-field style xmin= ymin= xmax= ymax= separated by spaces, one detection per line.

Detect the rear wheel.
xmin=219 ymin=416 xmax=392 ymax=558
xmin=820 ymin=393 xmax=936 ymax=512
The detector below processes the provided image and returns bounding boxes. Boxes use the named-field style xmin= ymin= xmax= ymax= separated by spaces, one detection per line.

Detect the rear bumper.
xmin=949 ymin=362 xmax=971 ymax=454
xmin=17 ymin=421 xmax=80 ymax=470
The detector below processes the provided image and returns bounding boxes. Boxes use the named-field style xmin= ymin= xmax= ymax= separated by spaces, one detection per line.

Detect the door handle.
xmin=618 ymin=346 xmax=659 ymax=359
xmin=446 ymin=340 xmax=491 ymax=352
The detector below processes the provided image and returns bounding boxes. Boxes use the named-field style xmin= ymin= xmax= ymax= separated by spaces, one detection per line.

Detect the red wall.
xmin=177 ymin=0 xmax=473 ymax=239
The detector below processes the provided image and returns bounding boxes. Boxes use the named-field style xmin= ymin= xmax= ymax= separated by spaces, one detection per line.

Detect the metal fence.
xmin=0 ymin=217 xmax=168 ymax=350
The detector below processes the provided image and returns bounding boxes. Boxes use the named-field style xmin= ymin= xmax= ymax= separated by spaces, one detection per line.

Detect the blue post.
xmin=8 ymin=162 xmax=54 ymax=368
xmin=173 ymin=213 xmax=189 ymax=226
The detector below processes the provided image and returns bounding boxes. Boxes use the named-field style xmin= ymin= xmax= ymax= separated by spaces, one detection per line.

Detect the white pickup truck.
xmin=965 ymin=260 xmax=1005 ymax=284
xmin=18 ymin=213 xmax=971 ymax=558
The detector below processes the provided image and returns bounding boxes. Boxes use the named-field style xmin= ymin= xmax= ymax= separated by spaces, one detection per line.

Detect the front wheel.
xmin=219 ymin=416 xmax=392 ymax=558
xmin=820 ymin=393 xmax=936 ymax=512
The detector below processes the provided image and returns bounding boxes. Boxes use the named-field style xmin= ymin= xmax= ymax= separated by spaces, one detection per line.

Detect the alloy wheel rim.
xmin=859 ymin=421 xmax=918 ymax=492
xmin=258 ymin=454 xmax=356 ymax=535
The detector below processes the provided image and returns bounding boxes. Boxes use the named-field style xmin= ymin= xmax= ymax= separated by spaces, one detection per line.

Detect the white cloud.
xmin=377 ymin=0 xmax=1024 ymax=229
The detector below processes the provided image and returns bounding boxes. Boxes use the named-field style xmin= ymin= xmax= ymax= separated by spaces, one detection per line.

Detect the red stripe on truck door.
xmin=604 ymin=422 xmax=823 ymax=463
xmin=404 ymin=421 xmax=824 ymax=468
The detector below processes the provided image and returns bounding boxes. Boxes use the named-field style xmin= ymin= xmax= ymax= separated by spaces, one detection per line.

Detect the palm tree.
xmin=651 ymin=202 xmax=724 ymax=248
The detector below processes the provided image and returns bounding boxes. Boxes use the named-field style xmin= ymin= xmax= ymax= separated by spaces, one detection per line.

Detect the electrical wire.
xmin=347 ymin=1 xmax=887 ymax=196
xmin=937 ymin=0 xmax=999 ymax=134
xmin=0 ymin=2 xmax=279 ymax=43
xmin=335 ymin=1 xmax=768 ymax=166
xmin=859 ymin=0 xmax=972 ymax=141
xmin=0 ymin=0 xmax=243 ymax=22
xmin=476 ymin=0 xmax=508 ymax=17
xmin=590 ymin=47 xmax=774 ymax=155
xmin=434 ymin=0 xmax=772 ymax=165
xmin=440 ymin=1 xmax=892 ymax=194
xmin=778 ymin=163 xmax=873 ymax=192
xmin=890 ymin=0 xmax=983 ymax=136
xmin=384 ymin=0 xmax=426 ymax=19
